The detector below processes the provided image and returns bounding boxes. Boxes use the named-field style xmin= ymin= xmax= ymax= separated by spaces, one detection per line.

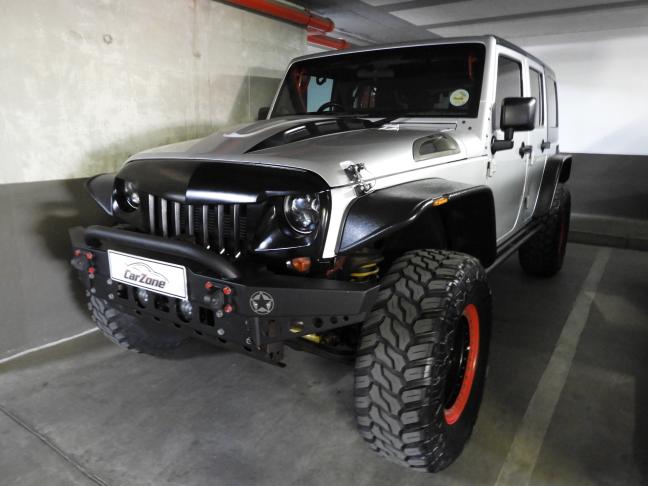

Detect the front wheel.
xmin=89 ymin=296 xmax=188 ymax=354
xmin=354 ymin=249 xmax=492 ymax=472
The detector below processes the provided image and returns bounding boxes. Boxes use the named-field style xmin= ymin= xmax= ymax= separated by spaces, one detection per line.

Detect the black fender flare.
xmin=533 ymin=153 xmax=572 ymax=218
xmin=86 ymin=173 xmax=117 ymax=216
xmin=336 ymin=178 xmax=497 ymax=267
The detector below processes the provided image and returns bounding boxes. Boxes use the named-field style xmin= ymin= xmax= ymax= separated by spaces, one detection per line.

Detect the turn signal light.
xmin=432 ymin=196 xmax=449 ymax=207
xmin=290 ymin=257 xmax=311 ymax=273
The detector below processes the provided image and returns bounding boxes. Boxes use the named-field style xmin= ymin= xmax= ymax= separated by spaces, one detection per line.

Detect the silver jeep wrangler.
xmin=70 ymin=35 xmax=572 ymax=472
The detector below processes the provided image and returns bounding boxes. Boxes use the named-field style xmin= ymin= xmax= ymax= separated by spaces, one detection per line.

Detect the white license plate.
xmin=108 ymin=250 xmax=188 ymax=300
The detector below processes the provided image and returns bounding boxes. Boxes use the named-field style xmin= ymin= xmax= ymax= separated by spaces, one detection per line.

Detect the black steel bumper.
xmin=70 ymin=226 xmax=379 ymax=365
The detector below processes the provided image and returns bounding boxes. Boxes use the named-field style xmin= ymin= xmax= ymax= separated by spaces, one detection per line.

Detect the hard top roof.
xmin=292 ymin=35 xmax=556 ymax=78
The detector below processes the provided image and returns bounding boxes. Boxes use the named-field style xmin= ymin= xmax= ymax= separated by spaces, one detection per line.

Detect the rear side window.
xmin=547 ymin=78 xmax=558 ymax=127
xmin=529 ymin=68 xmax=544 ymax=127
xmin=494 ymin=56 xmax=522 ymax=128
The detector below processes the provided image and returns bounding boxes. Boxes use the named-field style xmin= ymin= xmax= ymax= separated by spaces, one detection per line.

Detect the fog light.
xmin=178 ymin=299 xmax=193 ymax=322
xmin=135 ymin=288 xmax=150 ymax=307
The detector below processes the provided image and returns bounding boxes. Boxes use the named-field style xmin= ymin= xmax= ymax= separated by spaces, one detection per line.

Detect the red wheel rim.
xmin=558 ymin=212 xmax=568 ymax=258
xmin=444 ymin=303 xmax=480 ymax=425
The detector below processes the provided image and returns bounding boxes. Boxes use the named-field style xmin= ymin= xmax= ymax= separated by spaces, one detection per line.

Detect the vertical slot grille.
xmin=142 ymin=194 xmax=250 ymax=255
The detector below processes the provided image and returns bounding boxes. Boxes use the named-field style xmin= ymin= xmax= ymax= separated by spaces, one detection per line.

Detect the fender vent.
xmin=141 ymin=194 xmax=251 ymax=255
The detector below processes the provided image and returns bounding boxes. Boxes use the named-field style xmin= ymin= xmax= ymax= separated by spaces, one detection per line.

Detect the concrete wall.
xmin=0 ymin=0 xmax=306 ymax=184
xmin=570 ymin=153 xmax=648 ymax=221
xmin=516 ymin=27 xmax=648 ymax=156
xmin=0 ymin=179 xmax=113 ymax=359
xmin=515 ymin=30 xmax=648 ymax=246
xmin=0 ymin=0 xmax=308 ymax=358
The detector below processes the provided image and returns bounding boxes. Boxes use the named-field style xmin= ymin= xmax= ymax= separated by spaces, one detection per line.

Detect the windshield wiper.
xmin=299 ymin=112 xmax=405 ymax=129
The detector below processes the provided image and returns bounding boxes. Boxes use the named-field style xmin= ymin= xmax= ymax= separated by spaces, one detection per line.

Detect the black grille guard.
xmin=77 ymin=225 xmax=241 ymax=279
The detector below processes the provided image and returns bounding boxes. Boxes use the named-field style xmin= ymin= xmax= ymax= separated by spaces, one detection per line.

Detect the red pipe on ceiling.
xmin=307 ymin=34 xmax=349 ymax=50
xmin=224 ymin=0 xmax=334 ymax=33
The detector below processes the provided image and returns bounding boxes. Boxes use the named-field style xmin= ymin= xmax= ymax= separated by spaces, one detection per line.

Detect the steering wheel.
xmin=316 ymin=101 xmax=345 ymax=113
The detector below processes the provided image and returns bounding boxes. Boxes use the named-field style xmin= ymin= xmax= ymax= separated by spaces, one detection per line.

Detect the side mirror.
xmin=257 ymin=107 xmax=270 ymax=120
xmin=492 ymin=97 xmax=537 ymax=153
xmin=501 ymin=97 xmax=536 ymax=138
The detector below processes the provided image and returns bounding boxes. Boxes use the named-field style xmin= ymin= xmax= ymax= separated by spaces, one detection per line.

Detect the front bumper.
xmin=70 ymin=226 xmax=379 ymax=365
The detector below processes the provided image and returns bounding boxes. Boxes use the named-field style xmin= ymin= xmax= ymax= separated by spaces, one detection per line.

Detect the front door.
xmin=488 ymin=48 xmax=529 ymax=241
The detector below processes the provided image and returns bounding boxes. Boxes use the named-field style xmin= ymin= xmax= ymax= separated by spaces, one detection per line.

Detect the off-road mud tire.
xmin=519 ymin=185 xmax=571 ymax=277
xmin=354 ymin=249 xmax=492 ymax=472
xmin=89 ymin=296 xmax=187 ymax=354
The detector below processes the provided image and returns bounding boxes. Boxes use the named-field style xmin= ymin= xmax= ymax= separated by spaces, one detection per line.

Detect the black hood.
xmin=117 ymin=158 xmax=329 ymax=205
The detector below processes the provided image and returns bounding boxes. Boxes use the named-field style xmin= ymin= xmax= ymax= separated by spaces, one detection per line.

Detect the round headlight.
xmin=124 ymin=181 xmax=140 ymax=209
xmin=284 ymin=194 xmax=321 ymax=234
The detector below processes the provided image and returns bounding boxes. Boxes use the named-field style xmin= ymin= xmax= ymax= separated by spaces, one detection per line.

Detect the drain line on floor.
xmin=0 ymin=403 xmax=111 ymax=486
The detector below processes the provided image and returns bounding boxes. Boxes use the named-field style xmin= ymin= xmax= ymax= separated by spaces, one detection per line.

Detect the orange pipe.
xmin=307 ymin=34 xmax=349 ymax=50
xmin=224 ymin=0 xmax=333 ymax=33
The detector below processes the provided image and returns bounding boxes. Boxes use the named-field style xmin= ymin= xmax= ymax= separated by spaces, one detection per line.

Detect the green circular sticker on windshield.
xmin=449 ymin=89 xmax=470 ymax=107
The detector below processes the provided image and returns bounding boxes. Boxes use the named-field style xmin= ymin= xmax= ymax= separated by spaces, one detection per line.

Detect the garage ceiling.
xmin=292 ymin=0 xmax=648 ymax=44
xmin=289 ymin=0 xmax=437 ymax=44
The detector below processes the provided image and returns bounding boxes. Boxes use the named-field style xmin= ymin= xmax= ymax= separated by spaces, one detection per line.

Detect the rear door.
xmin=488 ymin=47 xmax=529 ymax=241
xmin=546 ymin=75 xmax=560 ymax=152
xmin=522 ymin=60 xmax=548 ymax=222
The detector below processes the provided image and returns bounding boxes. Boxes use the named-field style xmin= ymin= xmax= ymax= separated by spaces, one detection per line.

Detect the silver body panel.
xmin=124 ymin=36 xmax=559 ymax=259
xmin=131 ymin=118 xmax=485 ymax=188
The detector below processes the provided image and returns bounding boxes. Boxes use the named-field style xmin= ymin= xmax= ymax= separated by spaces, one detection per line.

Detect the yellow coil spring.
xmin=350 ymin=262 xmax=380 ymax=281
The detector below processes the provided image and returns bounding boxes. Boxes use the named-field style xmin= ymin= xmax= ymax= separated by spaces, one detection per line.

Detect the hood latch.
xmin=340 ymin=161 xmax=376 ymax=196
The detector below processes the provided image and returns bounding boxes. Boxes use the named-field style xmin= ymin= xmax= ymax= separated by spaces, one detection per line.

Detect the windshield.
xmin=271 ymin=43 xmax=486 ymax=119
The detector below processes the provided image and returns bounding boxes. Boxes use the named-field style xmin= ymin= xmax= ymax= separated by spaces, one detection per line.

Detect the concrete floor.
xmin=1 ymin=243 xmax=647 ymax=486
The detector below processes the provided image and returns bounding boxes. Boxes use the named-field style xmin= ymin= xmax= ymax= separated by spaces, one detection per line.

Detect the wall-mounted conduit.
xmin=223 ymin=0 xmax=350 ymax=49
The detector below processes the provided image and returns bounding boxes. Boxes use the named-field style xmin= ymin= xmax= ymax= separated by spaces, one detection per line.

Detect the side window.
xmin=547 ymin=78 xmax=558 ymax=127
xmin=529 ymin=68 xmax=544 ymax=127
xmin=494 ymin=56 xmax=522 ymax=128
xmin=306 ymin=77 xmax=333 ymax=112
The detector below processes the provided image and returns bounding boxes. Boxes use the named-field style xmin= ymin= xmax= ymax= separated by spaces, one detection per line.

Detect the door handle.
xmin=519 ymin=143 xmax=533 ymax=158
xmin=541 ymin=139 xmax=551 ymax=152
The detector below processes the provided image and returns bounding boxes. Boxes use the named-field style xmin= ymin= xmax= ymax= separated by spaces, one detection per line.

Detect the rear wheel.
xmin=519 ymin=185 xmax=571 ymax=277
xmin=89 ymin=296 xmax=187 ymax=354
xmin=354 ymin=249 xmax=492 ymax=472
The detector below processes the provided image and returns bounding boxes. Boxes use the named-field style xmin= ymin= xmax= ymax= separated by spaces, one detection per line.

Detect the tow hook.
xmin=203 ymin=282 xmax=234 ymax=318
xmin=71 ymin=249 xmax=95 ymax=278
